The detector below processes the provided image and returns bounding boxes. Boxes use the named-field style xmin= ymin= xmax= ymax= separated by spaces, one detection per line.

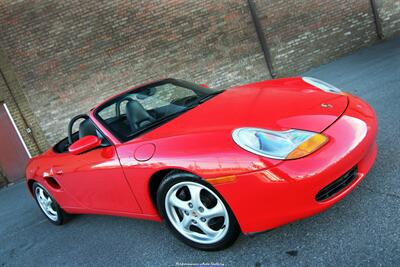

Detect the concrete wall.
xmin=0 ymin=0 xmax=399 ymax=151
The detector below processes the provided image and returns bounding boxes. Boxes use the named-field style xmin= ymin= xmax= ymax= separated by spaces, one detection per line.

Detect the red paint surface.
xmin=68 ymin=135 xmax=101 ymax=155
xmin=25 ymin=78 xmax=378 ymax=233
xmin=134 ymin=143 xmax=156 ymax=162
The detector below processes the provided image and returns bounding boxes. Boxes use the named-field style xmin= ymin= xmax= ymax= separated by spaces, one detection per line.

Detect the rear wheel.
xmin=157 ymin=172 xmax=240 ymax=251
xmin=33 ymin=182 xmax=65 ymax=225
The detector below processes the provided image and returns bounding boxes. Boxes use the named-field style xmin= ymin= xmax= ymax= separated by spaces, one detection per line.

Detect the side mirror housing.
xmin=68 ymin=135 xmax=101 ymax=155
xmin=199 ymin=83 xmax=209 ymax=88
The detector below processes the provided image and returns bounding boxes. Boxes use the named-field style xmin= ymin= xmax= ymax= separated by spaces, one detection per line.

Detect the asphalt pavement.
xmin=1 ymin=37 xmax=399 ymax=266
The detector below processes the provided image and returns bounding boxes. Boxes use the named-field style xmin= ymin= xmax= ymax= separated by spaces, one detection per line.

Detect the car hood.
xmin=144 ymin=77 xmax=348 ymax=139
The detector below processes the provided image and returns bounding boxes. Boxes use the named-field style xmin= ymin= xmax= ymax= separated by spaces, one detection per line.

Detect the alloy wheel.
xmin=35 ymin=186 xmax=59 ymax=222
xmin=164 ymin=181 xmax=229 ymax=244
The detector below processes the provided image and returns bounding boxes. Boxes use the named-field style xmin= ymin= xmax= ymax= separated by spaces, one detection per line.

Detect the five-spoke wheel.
xmin=33 ymin=182 xmax=65 ymax=225
xmin=158 ymin=172 xmax=239 ymax=250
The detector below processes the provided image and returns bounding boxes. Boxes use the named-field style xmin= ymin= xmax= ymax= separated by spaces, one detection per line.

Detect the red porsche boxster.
xmin=25 ymin=77 xmax=377 ymax=250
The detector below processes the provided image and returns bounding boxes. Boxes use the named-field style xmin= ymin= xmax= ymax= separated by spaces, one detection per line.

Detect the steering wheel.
xmin=68 ymin=114 xmax=89 ymax=145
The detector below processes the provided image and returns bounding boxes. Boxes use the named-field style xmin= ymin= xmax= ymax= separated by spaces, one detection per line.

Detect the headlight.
xmin=232 ymin=128 xmax=328 ymax=160
xmin=302 ymin=77 xmax=342 ymax=94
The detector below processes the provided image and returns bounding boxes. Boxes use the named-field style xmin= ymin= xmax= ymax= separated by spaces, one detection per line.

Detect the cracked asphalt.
xmin=1 ymin=38 xmax=400 ymax=266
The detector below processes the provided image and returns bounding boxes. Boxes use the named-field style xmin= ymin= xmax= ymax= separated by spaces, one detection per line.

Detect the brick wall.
xmin=0 ymin=0 xmax=268 ymax=145
xmin=0 ymin=49 xmax=48 ymax=155
xmin=0 ymin=0 xmax=399 ymax=150
xmin=376 ymin=0 xmax=400 ymax=38
xmin=254 ymin=0 xmax=377 ymax=76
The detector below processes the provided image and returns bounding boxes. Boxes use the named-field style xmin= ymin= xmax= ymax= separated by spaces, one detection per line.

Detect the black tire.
xmin=32 ymin=182 xmax=66 ymax=225
xmin=157 ymin=171 xmax=240 ymax=251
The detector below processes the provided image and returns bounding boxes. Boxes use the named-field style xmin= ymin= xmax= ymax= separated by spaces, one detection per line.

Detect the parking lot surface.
xmin=1 ymin=38 xmax=399 ymax=266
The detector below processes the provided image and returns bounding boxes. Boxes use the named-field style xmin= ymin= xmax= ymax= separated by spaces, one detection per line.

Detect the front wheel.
xmin=32 ymin=182 xmax=65 ymax=225
xmin=157 ymin=172 xmax=240 ymax=251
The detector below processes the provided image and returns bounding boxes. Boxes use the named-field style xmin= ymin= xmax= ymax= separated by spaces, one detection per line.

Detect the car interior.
xmin=53 ymin=79 xmax=215 ymax=154
xmin=53 ymin=117 xmax=108 ymax=154
xmin=53 ymin=98 xmax=189 ymax=154
xmin=104 ymin=98 xmax=189 ymax=141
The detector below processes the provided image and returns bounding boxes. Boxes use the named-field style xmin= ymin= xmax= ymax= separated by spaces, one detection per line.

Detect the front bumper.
xmin=215 ymin=95 xmax=378 ymax=234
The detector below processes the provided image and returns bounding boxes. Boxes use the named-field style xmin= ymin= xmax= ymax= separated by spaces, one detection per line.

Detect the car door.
xmin=52 ymin=144 xmax=141 ymax=213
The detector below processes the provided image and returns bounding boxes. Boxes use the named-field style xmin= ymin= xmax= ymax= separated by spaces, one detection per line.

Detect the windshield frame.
xmin=93 ymin=78 xmax=218 ymax=143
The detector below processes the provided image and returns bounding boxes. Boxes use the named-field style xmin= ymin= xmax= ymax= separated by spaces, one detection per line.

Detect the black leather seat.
xmin=126 ymin=100 xmax=155 ymax=131
xmin=79 ymin=119 xmax=98 ymax=138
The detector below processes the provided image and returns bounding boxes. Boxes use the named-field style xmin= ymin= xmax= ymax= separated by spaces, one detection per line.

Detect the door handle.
xmin=55 ymin=170 xmax=63 ymax=176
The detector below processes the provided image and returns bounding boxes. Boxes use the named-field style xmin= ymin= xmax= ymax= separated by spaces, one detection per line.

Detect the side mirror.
xmin=68 ymin=135 xmax=101 ymax=155
xmin=199 ymin=83 xmax=209 ymax=88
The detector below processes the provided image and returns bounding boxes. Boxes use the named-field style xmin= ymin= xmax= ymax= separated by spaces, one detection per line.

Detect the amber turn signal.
xmin=206 ymin=175 xmax=236 ymax=185
xmin=286 ymin=133 xmax=328 ymax=159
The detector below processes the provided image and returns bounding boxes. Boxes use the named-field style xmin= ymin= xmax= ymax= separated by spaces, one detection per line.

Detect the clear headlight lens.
xmin=232 ymin=128 xmax=328 ymax=160
xmin=302 ymin=77 xmax=342 ymax=94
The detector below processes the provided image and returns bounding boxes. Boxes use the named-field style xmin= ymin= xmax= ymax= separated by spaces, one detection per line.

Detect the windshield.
xmin=94 ymin=78 xmax=223 ymax=142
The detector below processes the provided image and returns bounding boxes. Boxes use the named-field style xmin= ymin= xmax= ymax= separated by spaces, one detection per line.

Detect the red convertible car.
xmin=25 ymin=77 xmax=377 ymax=250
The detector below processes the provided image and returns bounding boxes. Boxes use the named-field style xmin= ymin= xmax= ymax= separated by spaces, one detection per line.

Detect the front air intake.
xmin=316 ymin=166 xmax=358 ymax=202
